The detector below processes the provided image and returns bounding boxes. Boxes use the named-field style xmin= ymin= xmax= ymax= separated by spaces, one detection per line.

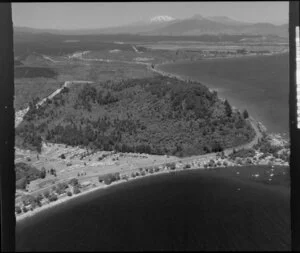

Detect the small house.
xmin=81 ymin=181 xmax=91 ymax=187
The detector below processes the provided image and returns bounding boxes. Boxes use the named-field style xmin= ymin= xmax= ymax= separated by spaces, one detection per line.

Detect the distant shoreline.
xmin=151 ymin=50 xmax=288 ymax=68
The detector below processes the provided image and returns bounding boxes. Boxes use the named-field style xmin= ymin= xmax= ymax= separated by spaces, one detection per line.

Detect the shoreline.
xmin=15 ymin=52 xmax=288 ymax=222
xmin=16 ymin=166 xmax=197 ymax=222
xmin=16 ymin=160 xmax=289 ymax=223
xmin=151 ymin=50 xmax=288 ymax=68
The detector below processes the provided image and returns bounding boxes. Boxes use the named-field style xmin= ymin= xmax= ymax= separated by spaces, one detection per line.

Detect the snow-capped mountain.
xmin=145 ymin=14 xmax=288 ymax=38
xmin=13 ymin=14 xmax=288 ymax=38
xmin=150 ymin=15 xmax=176 ymax=23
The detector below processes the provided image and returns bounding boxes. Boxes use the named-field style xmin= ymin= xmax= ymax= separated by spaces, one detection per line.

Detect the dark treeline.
xmin=14 ymin=66 xmax=57 ymax=78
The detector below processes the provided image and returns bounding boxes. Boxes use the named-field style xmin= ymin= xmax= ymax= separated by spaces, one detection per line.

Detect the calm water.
xmin=16 ymin=170 xmax=290 ymax=251
xmin=159 ymin=53 xmax=289 ymax=135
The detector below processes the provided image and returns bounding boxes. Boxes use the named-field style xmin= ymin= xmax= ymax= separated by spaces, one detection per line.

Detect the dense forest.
xmin=16 ymin=75 xmax=255 ymax=157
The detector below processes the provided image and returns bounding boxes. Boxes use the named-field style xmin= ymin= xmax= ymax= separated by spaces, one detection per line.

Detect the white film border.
xmin=297 ymin=27 xmax=300 ymax=128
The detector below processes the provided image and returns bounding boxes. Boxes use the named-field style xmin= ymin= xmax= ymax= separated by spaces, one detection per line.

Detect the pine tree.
xmin=40 ymin=167 xmax=46 ymax=179
xmin=243 ymin=109 xmax=249 ymax=119
xmin=224 ymin=99 xmax=232 ymax=117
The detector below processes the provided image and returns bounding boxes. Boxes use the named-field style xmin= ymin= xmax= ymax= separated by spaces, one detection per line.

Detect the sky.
xmin=12 ymin=2 xmax=289 ymax=30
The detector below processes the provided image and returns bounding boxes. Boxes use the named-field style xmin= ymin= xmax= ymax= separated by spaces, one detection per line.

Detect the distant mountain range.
xmin=14 ymin=14 xmax=288 ymax=38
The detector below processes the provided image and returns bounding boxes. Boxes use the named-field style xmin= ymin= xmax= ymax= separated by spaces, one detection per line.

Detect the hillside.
xmin=16 ymin=75 xmax=255 ymax=157
xmin=146 ymin=18 xmax=232 ymax=36
xmin=145 ymin=18 xmax=288 ymax=37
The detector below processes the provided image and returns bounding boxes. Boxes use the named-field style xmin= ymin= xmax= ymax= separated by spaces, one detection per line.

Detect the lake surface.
xmin=158 ymin=53 xmax=289 ymax=135
xmin=16 ymin=170 xmax=290 ymax=251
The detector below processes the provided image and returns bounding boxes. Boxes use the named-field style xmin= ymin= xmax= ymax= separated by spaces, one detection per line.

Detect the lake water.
xmin=16 ymin=170 xmax=290 ymax=251
xmin=158 ymin=53 xmax=289 ymax=135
